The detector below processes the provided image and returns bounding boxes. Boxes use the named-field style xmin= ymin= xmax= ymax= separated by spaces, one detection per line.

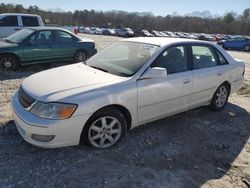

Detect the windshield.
xmin=6 ymin=29 xmax=34 ymax=43
xmin=86 ymin=41 xmax=160 ymax=77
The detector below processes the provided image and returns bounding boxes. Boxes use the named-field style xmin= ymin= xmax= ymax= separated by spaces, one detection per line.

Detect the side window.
xmin=0 ymin=16 xmax=18 ymax=26
xmin=22 ymin=16 xmax=39 ymax=26
xmin=54 ymin=31 xmax=74 ymax=44
xmin=192 ymin=46 xmax=217 ymax=69
xmin=152 ymin=46 xmax=188 ymax=74
xmin=29 ymin=31 xmax=52 ymax=45
xmin=215 ymin=50 xmax=229 ymax=65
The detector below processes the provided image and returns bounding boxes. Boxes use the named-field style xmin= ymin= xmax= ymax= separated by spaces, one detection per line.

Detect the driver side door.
xmin=137 ymin=45 xmax=192 ymax=123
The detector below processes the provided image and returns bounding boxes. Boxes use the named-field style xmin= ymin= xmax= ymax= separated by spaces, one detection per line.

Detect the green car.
xmin=0 ymin=27 xmax=97 ymax=70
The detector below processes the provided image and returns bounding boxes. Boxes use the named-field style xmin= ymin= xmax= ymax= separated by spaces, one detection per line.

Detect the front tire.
xmin=209 ymin=84 xmax=230 ymax=111
xmin=0 ymin=54 xmax=19 ymax=71
xmin=74 ymin=50 xmax=87 ymax=63
xmin=82 ymin=108 xmax=127 ymax=149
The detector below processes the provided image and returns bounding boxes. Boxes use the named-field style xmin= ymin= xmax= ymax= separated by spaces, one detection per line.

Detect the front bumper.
xmin=88 ymin=48 xmax=97 ymax=57
xmin=12 ymin=92 xmax=91 ymax=148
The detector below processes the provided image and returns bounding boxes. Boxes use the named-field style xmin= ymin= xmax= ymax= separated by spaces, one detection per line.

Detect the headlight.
xmin=30 ymin=102 xmax=77 ymax=120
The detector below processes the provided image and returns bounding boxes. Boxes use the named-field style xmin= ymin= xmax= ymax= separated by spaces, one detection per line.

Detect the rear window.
xmin=0 ymin=16 xmax=18 ymax=26
xmin=22 ymin=16 xmax=39 ymax=26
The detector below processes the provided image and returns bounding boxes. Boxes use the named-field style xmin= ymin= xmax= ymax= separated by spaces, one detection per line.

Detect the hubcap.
xmin=215 ymin=86 xmax=227 ymax=108
xmin=245 ymin=46 xmax=250 ymax=51
xmin=76 ymin=52 xmax=86 ymax=62
xmin=0 ymin=56 xmax=16 ymax=70
xmin=88 ymin=116 xmax=122 ymax=148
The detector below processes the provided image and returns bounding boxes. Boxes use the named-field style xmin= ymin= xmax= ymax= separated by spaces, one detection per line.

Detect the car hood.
xmin=0 ymin=40 xmax=18 ymax=48
xmin=80 ymin=38 xmax=94 ymax=42
xmin=21 ymin=63 xmax=127 ymax=102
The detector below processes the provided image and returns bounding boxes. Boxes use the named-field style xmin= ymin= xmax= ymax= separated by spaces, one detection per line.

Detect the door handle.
xmin=183 ymin=79 xmax=191 ymax=84
xmin=14 ymin=28 xmax=21 ymax=31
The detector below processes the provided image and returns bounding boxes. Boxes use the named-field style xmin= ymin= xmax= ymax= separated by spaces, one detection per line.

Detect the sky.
xmin=2 ymin=0 xmax=250 ymax=16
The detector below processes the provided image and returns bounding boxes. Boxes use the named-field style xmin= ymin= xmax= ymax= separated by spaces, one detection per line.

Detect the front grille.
xmin=18 ymin=86 xmax=35 ymax=109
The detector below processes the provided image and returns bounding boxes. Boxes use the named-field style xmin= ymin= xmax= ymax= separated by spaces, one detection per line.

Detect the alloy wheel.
xmin=75 ymin=51 xmax=86 ymax=62
xmin=244 ymin=45 xmax=250 ymax=52
xmin=0 ymin=56 xmax=17 ymax=71
xmin=88 ymin=116 xmax=122 ymax=148
xmin=215 ymin=86 xmax=228 ymax=108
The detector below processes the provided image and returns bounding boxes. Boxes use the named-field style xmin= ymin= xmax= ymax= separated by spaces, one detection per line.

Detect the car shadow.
xmin=0 ymin=102 xmax=249 ymax=187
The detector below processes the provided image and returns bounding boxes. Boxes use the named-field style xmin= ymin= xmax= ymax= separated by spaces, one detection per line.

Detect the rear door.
xmin=0 ymin=15 xmax=19 ymax=38
xmin=189 ymin=44 xmax=231 ymax=108
xmin=20 ymin=16 xmax=40 ymax=27
xmin=52 ymin=30 xmax=77 ymax=61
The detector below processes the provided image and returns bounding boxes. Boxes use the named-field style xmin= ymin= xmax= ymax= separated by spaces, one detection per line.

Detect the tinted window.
xmin=54 ymin=31 xmax=73 ymax=44
xmin=22 ymin=16 xmax=39 ymax=26
xmin=152 ymin=46 xmax=188 ymax=74
xmin=0 ymin=16 xmax=18 ymax=26
xmin=192 ymin=46 xmax=217 ymax=69
xmin=29 ymin=31 xmax=52 ymax=45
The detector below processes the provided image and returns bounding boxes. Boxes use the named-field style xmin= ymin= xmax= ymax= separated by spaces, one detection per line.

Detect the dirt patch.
xmin=0 ymin=35 xmax=250 ymax=187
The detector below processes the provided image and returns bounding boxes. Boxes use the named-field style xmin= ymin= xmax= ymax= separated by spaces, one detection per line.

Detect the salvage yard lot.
xmin=0 ymin=34 xmax=250 ymax=188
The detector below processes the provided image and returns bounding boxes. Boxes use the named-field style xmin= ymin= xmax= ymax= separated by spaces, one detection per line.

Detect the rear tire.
xmin=0 ymin=54 xmax=19 ymax=71
xmin=82 ymin=108 xmax=127 ymax=149
xmin=244 ymin=45 xmax=250 ymax=52
xmin=209 ymin=84 xmax=230 ymax=111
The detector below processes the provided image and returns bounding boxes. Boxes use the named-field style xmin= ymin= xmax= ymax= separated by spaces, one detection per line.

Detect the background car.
xmin=115 ymin=28 xmax=134 ymax=37
xmin=0 ymin=27 xmax=97 ymax=71
xmin=217 ymin=37 xmax=250 ymax=51
xmin=0 ymin=13 xmax=44 ymax=38
xmin=102 ymin=29 xmax=116 ymax=36
xmin=134 ymin=30 xmax=154 ymax=37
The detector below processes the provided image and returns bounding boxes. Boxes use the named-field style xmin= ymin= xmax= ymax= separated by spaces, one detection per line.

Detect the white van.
xmin=0 ymin=13 xmax=44 ymax=38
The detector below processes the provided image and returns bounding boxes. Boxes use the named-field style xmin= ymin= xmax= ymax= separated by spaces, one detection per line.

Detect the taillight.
xmin=242 ymin=69 xmax=245 ymax=76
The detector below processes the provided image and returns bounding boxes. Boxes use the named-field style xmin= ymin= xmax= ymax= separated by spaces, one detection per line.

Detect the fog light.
xmin=31 ymin=134 xmax=55 ymax=142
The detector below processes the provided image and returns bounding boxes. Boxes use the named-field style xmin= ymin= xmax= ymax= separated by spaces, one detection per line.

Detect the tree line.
xmin=0 ymin=3 xmax=250 ymax=35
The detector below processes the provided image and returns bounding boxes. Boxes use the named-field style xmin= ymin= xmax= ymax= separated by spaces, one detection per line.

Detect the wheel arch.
xmin=0 ymin=52 xmax=21 ymax=64
xmin=84 ymin=104 xmax=132 ymax=131
xmin=221 ymin=81 xmax=231 ymax=95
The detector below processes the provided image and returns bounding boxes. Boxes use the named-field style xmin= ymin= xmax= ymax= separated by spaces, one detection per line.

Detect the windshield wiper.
xmin=89 ymin=65 xmax=108 ymax=73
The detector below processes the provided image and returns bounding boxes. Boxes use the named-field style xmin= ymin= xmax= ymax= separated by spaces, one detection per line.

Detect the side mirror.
xmin=140 ymin=67 xmax=167 ymax=79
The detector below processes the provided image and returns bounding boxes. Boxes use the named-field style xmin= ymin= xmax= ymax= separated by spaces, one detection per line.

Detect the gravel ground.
xmin=0 ymin=34 xmax=250 ymax=188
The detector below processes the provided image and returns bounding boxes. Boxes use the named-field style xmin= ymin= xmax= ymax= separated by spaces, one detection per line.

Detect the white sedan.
xmin=12 ymin=38 xmax=245 ymax=149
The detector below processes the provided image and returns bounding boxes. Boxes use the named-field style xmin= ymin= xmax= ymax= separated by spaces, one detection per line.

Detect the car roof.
xmin=23 ymin=27 xmax=71 ymax=32
xmin=123 ymin=37 xmax=212 ymax=47
xmin=0 ymin=13 xmax=41 ymax=17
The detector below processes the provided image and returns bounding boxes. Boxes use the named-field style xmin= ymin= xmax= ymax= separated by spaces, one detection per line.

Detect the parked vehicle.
xmin=115 ymin=28 xmax=134 ymax=37
xmin=198 ymin=34 xmax=215 ymax=41
xmin=217 ymin=37 xmax=250 ymax=51
xmin=89 ymin=27 xmax=103 ymax=35
xmin=102 ymin=29 xmax=116 ymax=36
xmin=0 ymin=13 xmax=44 ymax=38
xmin=0 ymin=27 xmax=97 ymax=70
xmin=134 ymin=30 xmax=154 ymax=37
xmin=164 ymin=31 xmax=178 ymax=38
xmin=79 ymin=27 xmax=91 ymax=34
xmin=151 ymin=30 xmax=163 ymax=37
xmin=12 ymin=37 xmax=245 ymax=149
